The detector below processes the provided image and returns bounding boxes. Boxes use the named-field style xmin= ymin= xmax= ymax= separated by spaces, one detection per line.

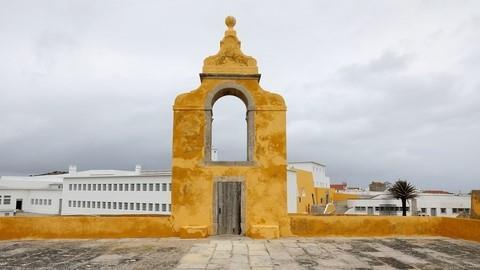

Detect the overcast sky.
xmin=1 ymin=1 xmax=479 ymax=192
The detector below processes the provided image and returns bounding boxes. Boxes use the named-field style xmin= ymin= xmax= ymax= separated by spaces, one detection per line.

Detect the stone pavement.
xmin=176 ymin=236 xmax=480 ymax=269
xmin=0 ymin=237 xmax=479 ymax=269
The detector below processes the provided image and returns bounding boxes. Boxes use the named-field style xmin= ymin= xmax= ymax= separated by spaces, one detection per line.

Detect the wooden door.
xmin=216 ymin=181 xmax=242 ymax=235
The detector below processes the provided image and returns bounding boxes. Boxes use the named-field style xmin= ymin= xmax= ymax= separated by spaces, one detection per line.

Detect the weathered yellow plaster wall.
xmin=171 ymin=17 xmax=289 ymax=238
xmin=294 ymin=169 xmax=316 ymax=214
xmin=471 ymin=190 xmax=480 ymax=219
xmin=290 ymin=216 xmax=442 ymax=237
xmin=290 ymin=215 xmax=480 ymax=243
xmin=0 ymin=216 xmax=174 ymax=240
xmin=314 ymin=187 xmax=335 ymax=205
xmin=438 ymin=217 xmax=480 ymax=242
xmin=332 ymin=192 xmax=361 ymax=202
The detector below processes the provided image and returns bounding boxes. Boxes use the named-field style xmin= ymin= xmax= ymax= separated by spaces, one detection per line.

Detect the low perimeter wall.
xmin=290 ymin=216 xmax=480 ymax=242
xmin=0 ymin=216 xmax=175 ymax=240
xmin=0 ymin=215 xmax=479 ymax=242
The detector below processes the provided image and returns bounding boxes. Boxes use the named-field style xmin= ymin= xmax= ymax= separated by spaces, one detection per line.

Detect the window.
xmin=452 ymin=208 xmax=458 ymax=214
xmin=155 ymin=203 xmax=160 ymax=212
xmin=97 ymin=201 xmax=101 ymax=208
xmin=113 ymin=202 xmax=117 ymax=209
xmin=98 ymin=184 xmax=102 ymax=191
xmin=102 ymin=202 xmax=106 ymax=209
xmin=48 ymin=199 xmax=52 ymax=205
xmin=69 ymin=184 xmax=72 ymax=191
xmin=74 ymin=184 xmax=77 ymax=191
xmin=149 ymin=203 xmax=153 ymax=211
xmin=136 ymin=203 xmax=140 ymax=211
xmin=421 ymin=208 xmax=426 ymax=213
xmin=119 ymin=184 xmax=123 ymax=191
xmin=131 ymin=184 xmax=135 ymax=191
xmin=35 ymin=199 xmax=39 ymax=205
xmin=125 ymin=184 xmax=129 ymax=191
xmin=77 ymin=200 xmax=81 ymax=207
xmin=108 ymin=202 xmax=111 ymax=209
xmin=83 ymin=184 xmax=86 ymax=190
xmin=87 ymin=201 xmax=91 ymax=208
xmin=79 ymin=184 xmax=82 ymax=191
xmin=149 ymin=183 xmax=153 ymax=191
xmin=108 ymin=184 xmax=112 ymax=191
xmin=124 ymin=202 xmax=128 ymax=210
xmin=119 ymin=202 xmax=122 ymax=210
xmin=441 ymin=208 xmax=446 ymax=214
xmin=130 ymin=203 xmax=134 ymax=210
xmin=169 ymin=183 xmax=172 ymax=191
xmin=39 ymin=199 xmax=43 ymax=205
xmin=92 ymin=201 xmax=96 ymax=208
xmin=44 ymin=199 xmax=47 ymax=205
xmin=114 ymin=184 xmax=117 ymax=191
xmin=162 ymin=203 xmax=167 ymax=212
xmin=355 ymin=206 xmax=366 ymax=212
xmin=136 ymin=184 xmax=141 ymax=191
xmin=73 ymin=201 xmax=77 ymax=207
xmin=68 ymin=200 xmax=72 ymax=207
xmin=103 ymin=184 xmax=107 ymax=191
xmin=82 ymin=201 xmax=86 ymax=208
xmin=142 ymin=203 xmax=147 ymax=211
xmin=162 ymin=183 xmax=167 ymax=191
xmin=155 ymin=183 xmax=160 ymax=191
xmin=0 ymin=196 xmax=2 ymax=205
xmin=88 ymin=184 xmax=91 ymax=191
xmin=31 ymin=199 xmax=34 ymax=205
xmin=93 ymin=184 xmax=96 ymax=191
xmin=142 ymin=184 xmax=147 ymax=191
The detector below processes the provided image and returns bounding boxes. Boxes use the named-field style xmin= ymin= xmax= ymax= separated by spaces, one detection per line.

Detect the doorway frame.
xmin=212 ymin=176 xmax=246 ymax=235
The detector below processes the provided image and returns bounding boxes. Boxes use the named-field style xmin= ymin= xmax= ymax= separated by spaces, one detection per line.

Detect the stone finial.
xmin=202 ymin=16 xmax=258 ymax=74
xmin=225 ymin=16 xmax=236 ymax=30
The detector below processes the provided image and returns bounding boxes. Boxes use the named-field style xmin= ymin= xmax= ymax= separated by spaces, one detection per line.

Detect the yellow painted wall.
xmin=171 ymin=17 xmax=289 ymax=238
xmin=294 ymin=169 xmax=316 ymax=214
xmin=0 ymin=216 xmax=174 ymax=240
xmin=332 ymin=192 xmax=361 ymax=202
xmin=290 ymin=215 xmax=480 ymax=243
xmin=471 ymin=190 xmax=480 ymax=219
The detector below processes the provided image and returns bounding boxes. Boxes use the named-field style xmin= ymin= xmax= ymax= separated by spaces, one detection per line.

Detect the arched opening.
xmin=204 ymin=84 xmax=255 ymax=164
xmin=211 ymin=96 xmax=247 ymax=161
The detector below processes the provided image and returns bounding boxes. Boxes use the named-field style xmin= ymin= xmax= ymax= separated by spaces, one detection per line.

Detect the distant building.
xmin=330 ymin=183 xmax=347 ymax=191
xmin=345 ymin=193 xmax=471 ymax=217
xmin=288 ymin=162 xmax=330 ymax=188
xmin=369 ymin=181 xmax=388 ymax=192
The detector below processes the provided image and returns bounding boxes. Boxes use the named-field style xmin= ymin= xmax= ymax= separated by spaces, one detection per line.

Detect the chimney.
xmin=68 ymin=165 xmax=77 ymax=174
xmin=135 ymin=165 xmax=142 ymax=174
xmin=211 ymin=147 xmax=218 ymax=161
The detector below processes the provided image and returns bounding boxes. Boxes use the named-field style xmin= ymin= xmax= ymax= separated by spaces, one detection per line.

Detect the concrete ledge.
xmin=248 ymin=225 xmax=279 ymax=239
xmin=179 ymin=225 xmax=209 ymax=239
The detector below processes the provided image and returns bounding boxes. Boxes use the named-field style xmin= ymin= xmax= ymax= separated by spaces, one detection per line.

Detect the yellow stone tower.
xmin=171 ymin=16 xmax=288 ymax=238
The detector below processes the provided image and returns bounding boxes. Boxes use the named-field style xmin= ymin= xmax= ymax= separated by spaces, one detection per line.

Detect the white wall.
xmin=287 ymin=170 xmax=298 ymax=213
xmin=0 ymin=189 xmax=62 ymax=215
xmin=288 ymin=162 xmax=330 ymax=188
xmin=62 ymin=175 xmax=172 ymax=215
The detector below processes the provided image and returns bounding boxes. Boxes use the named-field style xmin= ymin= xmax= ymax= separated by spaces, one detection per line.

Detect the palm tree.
xmin=388 ymin=180 xmax=417 ymax=216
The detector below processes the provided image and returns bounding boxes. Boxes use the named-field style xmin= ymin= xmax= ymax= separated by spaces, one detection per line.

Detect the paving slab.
xmin=0 ymin=237 xmax=479 ymax=269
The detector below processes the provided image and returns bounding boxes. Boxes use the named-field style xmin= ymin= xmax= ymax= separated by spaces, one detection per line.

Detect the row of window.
xmin=67 ymin=200 xmax=172 ymax=212
xmin=68 ymin=183 xmax=172 ymax=192
xmin=355 ymin=206 xmax=471 ymax=214
xmin=0 ymin=195 xmax=11 ymax=205
xmin=354 ymin=206 xmax=411 ymax=212
xmin=31 ymin=198 xmax=52 ymax=206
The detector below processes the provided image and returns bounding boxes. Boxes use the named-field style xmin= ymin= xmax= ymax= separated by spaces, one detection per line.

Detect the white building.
xmin=0 ymin=165 xmax=171 ymax=216
xmin=0 ymin=175 xmax=63 ymax=216
xmin=345 ymin=193 xmax=471 ymax=217
xmin=62 ymin=166 xmax=171 ymax=215
xmin=288 ymin=161 xmax=330 ymax=188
